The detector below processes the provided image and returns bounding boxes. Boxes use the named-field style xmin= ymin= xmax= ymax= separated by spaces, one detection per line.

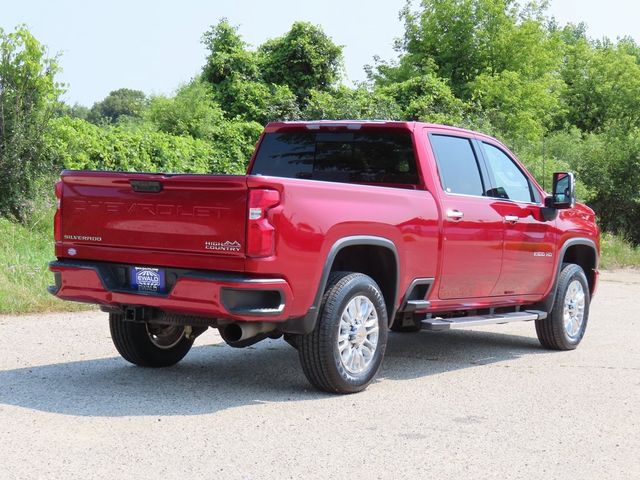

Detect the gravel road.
xmin=1 ymin=270 xmax=638 ymax=479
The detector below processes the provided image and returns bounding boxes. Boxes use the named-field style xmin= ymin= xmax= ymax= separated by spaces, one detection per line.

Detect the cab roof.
xmin=263 ymin=120 xmax=486 ymax=139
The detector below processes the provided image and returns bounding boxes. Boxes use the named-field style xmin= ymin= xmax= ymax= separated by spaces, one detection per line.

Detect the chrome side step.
xmin=421 ymin=310 xmax=547 ymax=332
xmin=405 ymin=300 xmax=431 ymax=311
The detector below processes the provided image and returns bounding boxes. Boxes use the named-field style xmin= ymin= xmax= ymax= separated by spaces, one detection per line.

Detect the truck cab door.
xmin=427 ymin=132 xmax=503 ymax=299
xmin=478 ymin=141 xmax=556 ymax=295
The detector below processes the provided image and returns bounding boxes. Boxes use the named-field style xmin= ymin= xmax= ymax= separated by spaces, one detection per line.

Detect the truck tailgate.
xmin=60 ymin=171 xmax=248 ymax=257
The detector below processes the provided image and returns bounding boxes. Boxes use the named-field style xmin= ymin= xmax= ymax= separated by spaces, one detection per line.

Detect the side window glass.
xmin=482 ymin=143 xmax=534 ymax=203
xmin=430 ymin=135 xmax=484 ymax=196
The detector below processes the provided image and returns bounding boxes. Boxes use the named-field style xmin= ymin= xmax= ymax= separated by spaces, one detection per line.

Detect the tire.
xmin=536 ymin=263 xmax=590 ymax=350
xmin=109 ymin=313 xmax=194 ymax=367
xmin=298 ymin=272 xmax=388 ymax=394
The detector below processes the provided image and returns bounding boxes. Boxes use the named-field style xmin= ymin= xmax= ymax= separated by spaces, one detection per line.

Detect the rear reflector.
xmin=54 ymin=180 xmax=63 ymax=242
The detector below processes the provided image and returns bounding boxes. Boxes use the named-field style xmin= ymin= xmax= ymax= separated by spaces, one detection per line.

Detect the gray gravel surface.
xmin=1 ymin=271 xmax=639 ymax=479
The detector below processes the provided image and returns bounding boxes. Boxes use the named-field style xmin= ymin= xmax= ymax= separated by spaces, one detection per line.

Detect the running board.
xmin=405 ymin=300 xmax=431 ymax=311
xmin=421 ymin=310 xmax=547 ymax=332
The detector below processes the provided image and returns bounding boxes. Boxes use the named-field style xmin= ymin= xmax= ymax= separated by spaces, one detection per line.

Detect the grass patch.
xmin=0 ymin=209 xmax=92 ymax=315
xmin=600 ymin=233 xmax=640 ymax=270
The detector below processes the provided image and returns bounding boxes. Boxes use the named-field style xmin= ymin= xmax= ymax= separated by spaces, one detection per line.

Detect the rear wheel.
xmin=298 ymin=272 xmax=388 ymax=394
xmin=536 ymin=263 xmax=590 ymax=350
xmin=109 ymin=313 xmax=194 ymax=367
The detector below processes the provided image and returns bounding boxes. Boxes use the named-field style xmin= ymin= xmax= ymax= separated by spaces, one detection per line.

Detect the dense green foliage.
xmin=87 ymin=88 xmax=147 ymax=124
xmin=44 ymin=116 xmax=251 ymax=175
xmin=259 ymin=21 xmax=343 ymax=103
xmin=0 ymin=26 xmax=61 ymax=221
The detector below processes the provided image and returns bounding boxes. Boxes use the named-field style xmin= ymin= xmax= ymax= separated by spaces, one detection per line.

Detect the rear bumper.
xmin=48 ymin=260 xmax=294 ymax=321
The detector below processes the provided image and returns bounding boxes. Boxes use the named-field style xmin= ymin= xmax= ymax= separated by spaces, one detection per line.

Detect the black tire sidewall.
xmin=320 ymin=274 xmax=388 ymax=392
xmin=552 ymin=264 xmax=590 ymax=349
xmin=109 ymin=314 xmax=194 ymax=367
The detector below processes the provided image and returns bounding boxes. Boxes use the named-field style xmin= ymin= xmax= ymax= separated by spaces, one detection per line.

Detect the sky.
xmin=2 ymin=0 xmax=639 ymax=107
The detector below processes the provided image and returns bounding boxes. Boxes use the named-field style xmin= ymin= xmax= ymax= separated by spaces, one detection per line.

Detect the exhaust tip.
xmin=221 ymin=323 xmax=243 ymax=343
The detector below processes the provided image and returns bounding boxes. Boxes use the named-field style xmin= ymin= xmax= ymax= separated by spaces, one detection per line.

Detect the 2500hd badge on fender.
xmin=49 ymin=121 xmax=599 ymax=393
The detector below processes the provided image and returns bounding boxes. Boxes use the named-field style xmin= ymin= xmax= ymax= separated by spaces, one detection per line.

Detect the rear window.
xmin=250 ymin=131 xmax=419 ymax=185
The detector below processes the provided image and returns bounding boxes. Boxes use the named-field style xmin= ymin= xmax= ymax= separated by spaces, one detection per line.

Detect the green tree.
xmin=54 ymin=101 xmax=90 ymax=120
xmin=371 ymin=0 xmax=569 ymax=139
xmin=471 ymin=70 xmax=565 ymax=142
xmin=561 ymin=41 xmax=640 ymax=133
xmin=0 ymin=26 xmax=62 ymax=221
xmin=380 ymin=74 xmax=467 ymax=124
xmin=67 ymin=103 xmax=90 ymax=120
xmin=88 ymin=88 xmax=147 ymax=124
xmin=144 ymin=79 xmax=263 ymax=164
xmin=146 ymin=80 xmax=225 ymax=138
xmin=200 ymin=19 xmax=261 ymax=120
xmin=303 ymin=86 xmax=402 ymax=120
xmin=201 ymin=19 xmax=301 ymax=122
xmin=202 ymin=18 xmax=260 ymax=85
xmin=259 ymin=22 xmax=343 ymax=103
xmin=378 ymin=0 xmax=561 ymax=95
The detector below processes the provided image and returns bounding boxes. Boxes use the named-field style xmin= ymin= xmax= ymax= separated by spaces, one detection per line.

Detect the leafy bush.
xmin=600 ymin=233 xmax=640 ymax=270
xmin=303 ymin=86 xmax=402 ymax=120
xmin=45 ymin=116 xmax=260 ymax=175
xmin=0 ymin=26 xmax=61 ymax=222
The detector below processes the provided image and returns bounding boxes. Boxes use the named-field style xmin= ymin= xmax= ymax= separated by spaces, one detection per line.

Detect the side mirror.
xmin=544 ymin=172 xmax=576 ymax=209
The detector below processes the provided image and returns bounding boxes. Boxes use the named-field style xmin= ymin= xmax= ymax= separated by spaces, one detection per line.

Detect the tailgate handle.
xmin=130 ymin=180 xmax=163 ymax=193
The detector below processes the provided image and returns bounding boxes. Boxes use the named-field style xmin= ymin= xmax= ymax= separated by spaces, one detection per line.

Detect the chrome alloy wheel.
xmin=145 ymin=324 xmax=185 ymax=350
xmin=337 ymin=295 xmax=379 ymax=375
xmin=563 ymin=280 xmax=586 ymax=339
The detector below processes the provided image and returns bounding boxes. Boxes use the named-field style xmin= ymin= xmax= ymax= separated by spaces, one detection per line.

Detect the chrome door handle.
xmin=504 ymin=215 xmax=519 ymax=223
xmin=446 ymin=209 xmax=464 ymax=221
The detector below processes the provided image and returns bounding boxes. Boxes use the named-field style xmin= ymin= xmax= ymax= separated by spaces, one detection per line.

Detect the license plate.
xmin=131 ymin=267 xmax=165 ymax=293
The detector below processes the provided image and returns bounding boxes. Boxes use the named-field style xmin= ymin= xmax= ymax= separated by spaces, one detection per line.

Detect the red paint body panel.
xmin=50 ymin=263 xmax=293 ymax=321
xmin=489 ymin=201 xmax=557 ymax=296
xmin=244 ymin=175 xmax=439 ymax=318
xmin=59 ymin=171 xmax=248 ymax=263
xmin=437 ymin=194 xmax=504 ymax=299
xmin=50 ymin=121 xmax=600 ymax=325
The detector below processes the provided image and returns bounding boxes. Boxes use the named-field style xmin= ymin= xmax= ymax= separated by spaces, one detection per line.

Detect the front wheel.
xmin=298 ymin=272 xmax=388 ymax=394
xmin=536 ymin=263 xmax=590 ymax=350
xmin=109 ymin=314 xmax=194 ymax=367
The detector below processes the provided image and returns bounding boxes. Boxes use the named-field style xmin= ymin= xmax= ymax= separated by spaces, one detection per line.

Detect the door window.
xmin=482 ymin=143 xmax=535 ymax=203
xmin=430 ymin=135 xmax=484 ymax=196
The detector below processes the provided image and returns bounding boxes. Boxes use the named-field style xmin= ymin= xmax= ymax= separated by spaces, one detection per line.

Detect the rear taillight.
xmin=247 ymin=188 xmax=280 ymax=257
xmin=54 ymin=180 xmax=63 ymax=242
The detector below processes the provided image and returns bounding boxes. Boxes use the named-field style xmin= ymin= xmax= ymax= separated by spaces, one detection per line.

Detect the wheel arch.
xmin=537 ymin=237 xmax=598 ymax=312
xmin=287 ymin=236 xmax=400 ymax=334
xmin=562 ymin=241 xmax=598 ymax=295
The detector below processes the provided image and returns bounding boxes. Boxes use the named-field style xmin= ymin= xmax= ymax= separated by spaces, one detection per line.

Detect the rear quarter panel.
xmin=246 ymin=175 xmax=439 ymax=317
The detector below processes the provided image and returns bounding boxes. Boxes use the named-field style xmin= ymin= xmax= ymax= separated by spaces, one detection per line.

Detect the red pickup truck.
xmin=49 ymin=121 xmax=599 ymax=393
